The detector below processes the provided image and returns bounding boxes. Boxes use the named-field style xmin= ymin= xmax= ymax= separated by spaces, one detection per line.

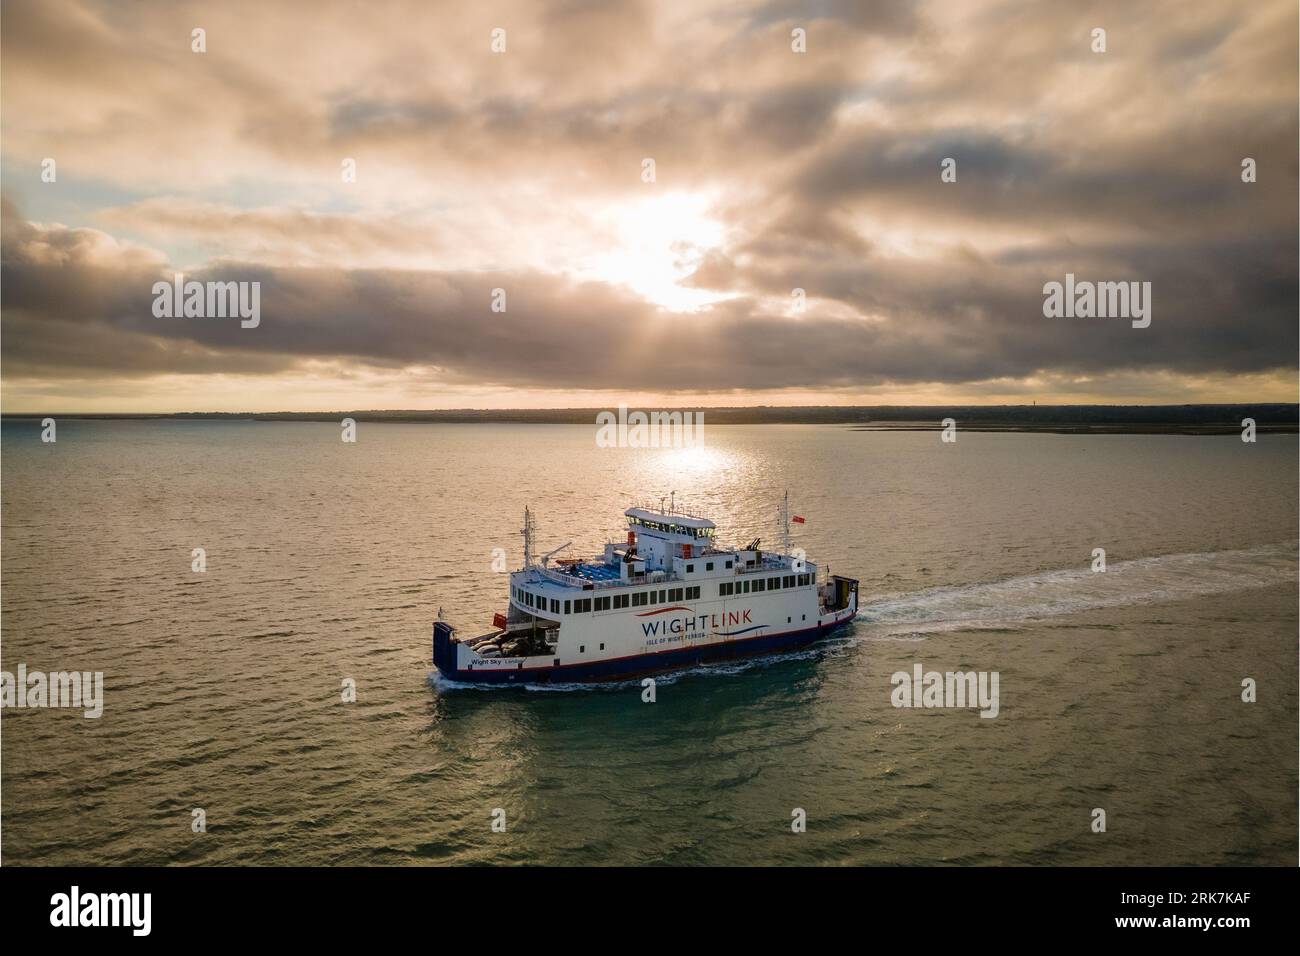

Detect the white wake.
xmin=856 ymin=541 xmax=1298 ymax=635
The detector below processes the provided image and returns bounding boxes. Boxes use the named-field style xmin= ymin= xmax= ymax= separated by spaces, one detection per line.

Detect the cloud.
xmin=3 ymin=200 xmax=1295 ymax=392
xmin=0 ymin=0 xmax=1296 ymax=409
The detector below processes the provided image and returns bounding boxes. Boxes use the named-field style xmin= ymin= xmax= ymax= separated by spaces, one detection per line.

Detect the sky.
xmin=1 ymin=0 xmax=1297 ymax=412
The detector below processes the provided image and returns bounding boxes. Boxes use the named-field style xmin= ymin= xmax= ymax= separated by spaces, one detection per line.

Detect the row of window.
xmin=631 ymin=518 xmax=716 ymax=539
xmin=616 ymin=586 xmax=702 ymax=609
xmin=718 ymin=573 xmax=811 ymax=597
xmin=682 ymin=559 xmax=730 ymax=574
xmin=515 ymin=575 xmax=807 ymax=615
xmin=514 ymin=588 xmax=610 ymax=615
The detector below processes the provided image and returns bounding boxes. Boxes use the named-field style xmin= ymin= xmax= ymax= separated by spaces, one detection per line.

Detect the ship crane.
xmin=540 ymin=541 xmax=573 ymax=567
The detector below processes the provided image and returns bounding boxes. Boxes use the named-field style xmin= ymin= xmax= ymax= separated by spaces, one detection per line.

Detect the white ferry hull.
xmin=433 ymin=578 xmax=858 ymax=685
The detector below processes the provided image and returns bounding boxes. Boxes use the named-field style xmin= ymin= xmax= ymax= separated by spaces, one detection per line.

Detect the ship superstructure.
xmin=433 ymin=496 xmax=857 ymax=684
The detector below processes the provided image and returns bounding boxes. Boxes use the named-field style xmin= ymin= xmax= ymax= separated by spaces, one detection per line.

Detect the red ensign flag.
xmin=791 ymin=515 xmax=806 ymax=524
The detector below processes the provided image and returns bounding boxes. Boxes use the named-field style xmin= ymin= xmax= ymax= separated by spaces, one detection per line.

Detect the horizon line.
xmin=3 ymin=401 xmax=1297 ymax=418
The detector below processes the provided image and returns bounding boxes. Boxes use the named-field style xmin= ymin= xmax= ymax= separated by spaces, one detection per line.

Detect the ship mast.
xmin=521 ymin=507 xmax=536 ymax=568
xmin=779 ymin=490 xmax=792 ymax=555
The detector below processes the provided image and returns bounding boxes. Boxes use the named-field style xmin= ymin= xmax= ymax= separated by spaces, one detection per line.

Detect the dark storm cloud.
xmin=788 ymin=116 xmax=1297 ymax=236
xmin=3 ymin=200 xmax=1294 ymax=389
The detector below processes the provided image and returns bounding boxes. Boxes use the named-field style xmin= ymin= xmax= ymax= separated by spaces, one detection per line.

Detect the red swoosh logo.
xmin=635 ymin=605 xmax=692 ymax=617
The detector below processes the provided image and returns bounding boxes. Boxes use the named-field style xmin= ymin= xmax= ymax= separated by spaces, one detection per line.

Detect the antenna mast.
xmin=779 ymin=490 xmax=792 ymax=555
xmin=521 ymin=507 xmax=536 ymax=568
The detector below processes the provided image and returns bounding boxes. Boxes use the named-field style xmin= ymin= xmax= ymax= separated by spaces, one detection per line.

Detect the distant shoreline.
xmin=1 ymin=404 xmax=1296 ymax=434
xmin=851 ymin=422 xmax=1298 ymax=434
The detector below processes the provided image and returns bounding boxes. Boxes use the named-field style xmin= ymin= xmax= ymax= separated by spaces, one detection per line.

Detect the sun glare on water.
xmin=655 ymin=443 xmax=734 ymax=476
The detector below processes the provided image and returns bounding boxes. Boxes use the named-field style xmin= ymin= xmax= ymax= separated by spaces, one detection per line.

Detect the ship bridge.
xmin=624 ymin=506 xmax=716 ymax=573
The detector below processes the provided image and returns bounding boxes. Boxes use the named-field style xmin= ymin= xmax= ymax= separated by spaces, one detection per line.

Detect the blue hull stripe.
xmin=432 ymin=617 xmax=852 ymax=685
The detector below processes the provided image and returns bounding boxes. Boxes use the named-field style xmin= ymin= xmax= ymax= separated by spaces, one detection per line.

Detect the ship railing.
xmin=627 ymin=499 xmax=712 ymax=522
xmin=529 ymin=563 xmax=687 ymax=590
xmin=527 ymin=556 xmax=812 ymax=588
xmin=530 ymin=565 xmax=594 ymax=588
xmin=735 ymin=555 xmax=814 ymax=574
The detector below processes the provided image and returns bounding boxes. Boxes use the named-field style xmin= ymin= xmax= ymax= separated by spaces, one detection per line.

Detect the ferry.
xmin=432 ymin=495 xmax=858 ymax=684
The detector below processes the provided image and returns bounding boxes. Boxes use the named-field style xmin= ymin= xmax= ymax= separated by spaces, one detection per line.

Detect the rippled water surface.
xmin=2 ymin=421 xmax=1296 ymax=864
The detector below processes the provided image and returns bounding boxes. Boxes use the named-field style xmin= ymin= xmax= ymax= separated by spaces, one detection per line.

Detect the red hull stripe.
xmin=635 ymin=605 xmax=692 ymax=617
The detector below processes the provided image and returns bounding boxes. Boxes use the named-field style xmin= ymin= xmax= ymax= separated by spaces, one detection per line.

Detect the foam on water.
xmin=857 ymin=541 xmax=1298 ymax=636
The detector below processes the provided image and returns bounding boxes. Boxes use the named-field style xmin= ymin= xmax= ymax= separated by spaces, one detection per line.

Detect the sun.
xmin=581 ymin=191 xmax=734 ymax=312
